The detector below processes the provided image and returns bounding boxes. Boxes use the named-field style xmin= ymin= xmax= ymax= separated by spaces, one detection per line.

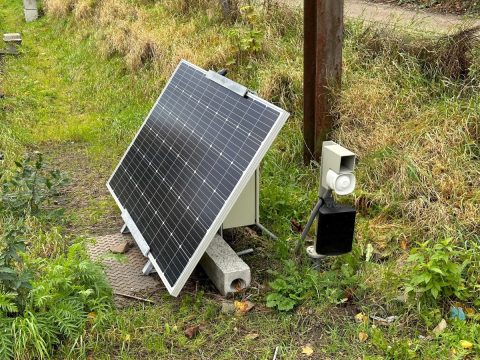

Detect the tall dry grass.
xmin=43 ymin=0 xmax=231 ymax=76
xmin=337 ymin=22 xmax=480 ymax=246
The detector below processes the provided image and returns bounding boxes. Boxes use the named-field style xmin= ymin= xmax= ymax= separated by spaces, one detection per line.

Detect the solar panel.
xmin=107 ymin=60 xmax=289 ymax=296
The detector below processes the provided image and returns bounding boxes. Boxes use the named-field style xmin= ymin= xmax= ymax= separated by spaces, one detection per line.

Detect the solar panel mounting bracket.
xmin=142 ymin=259 xmax=156 ymax=275
xmin=205 ymin=70 xmax=248 ymax=97
xmin=121 ymin=209 xmax=150 ymax=256
xmin=120 ymin=224 xmax=130 ymax=234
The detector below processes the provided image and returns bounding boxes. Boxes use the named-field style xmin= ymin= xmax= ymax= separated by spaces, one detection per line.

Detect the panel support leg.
xmin=120 ymin=223 xmax=130 ymax=234
xmin=142 ymin=259 xmax=156 ymax=275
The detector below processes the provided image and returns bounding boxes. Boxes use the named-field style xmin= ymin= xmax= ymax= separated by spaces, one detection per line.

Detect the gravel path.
xmin=283 ymin=0 xmax=480 ymax=34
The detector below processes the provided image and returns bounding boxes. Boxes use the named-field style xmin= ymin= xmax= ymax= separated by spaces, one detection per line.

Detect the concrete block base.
xmin=3 ymin=33 xmax=22 ymax=43
xmin=24 ymin=9 xmax=38 ymax=22
xmin=200 ymin=235 xmax=251 ymax=296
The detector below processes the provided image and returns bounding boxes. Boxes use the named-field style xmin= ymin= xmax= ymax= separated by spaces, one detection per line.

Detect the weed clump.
xmin=258 ymin=62 xmax=302 ymax=109
xmin=0 ymin=154 xmax=112 ymax=358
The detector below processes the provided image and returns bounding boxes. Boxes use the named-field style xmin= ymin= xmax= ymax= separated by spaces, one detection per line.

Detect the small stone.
xmin=109 ymin=240 xmax=130 ymax=254
xmin=432 ymin=319 xmax=447 ymax=335
xmin=221 ymin=301 xmax=235 ymax=314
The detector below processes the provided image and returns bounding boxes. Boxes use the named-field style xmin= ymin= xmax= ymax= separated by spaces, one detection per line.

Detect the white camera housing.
xmin=320 ymin=141 xmax=356 ymax=196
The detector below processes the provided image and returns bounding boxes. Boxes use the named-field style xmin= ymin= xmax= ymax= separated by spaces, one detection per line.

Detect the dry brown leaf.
xmin=400 ymin=239 xmax=408 ymax=250
xmin=354 ymin=312 xmax=368 ymax=324
xmin=245 ymin=333 xmax=259 ymax=340
xmin=358 ymin=332 xmax=368 ymax=342
xmin=290 ymin=219 xmax=303 ymax=233
xmin=184 ymin=325 xmax=200 ymax=339
xmin=301 ymin=345 xmax=314 ymax=356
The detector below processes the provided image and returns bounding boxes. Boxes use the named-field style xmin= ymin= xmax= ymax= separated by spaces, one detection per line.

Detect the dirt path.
xmin=284 ymin=0 xmax=480 ymax=34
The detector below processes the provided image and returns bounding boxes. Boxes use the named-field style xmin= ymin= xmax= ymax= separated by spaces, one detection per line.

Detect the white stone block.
xmin=24 ymin=9 xmax=38 ymax=22
xmin=200 ymin=235 xmax=251 ymax=296
xmin=23 ymin=0 xmax=37 ymax=10
xmin=3 ymin=33 xmax=22 ymax=43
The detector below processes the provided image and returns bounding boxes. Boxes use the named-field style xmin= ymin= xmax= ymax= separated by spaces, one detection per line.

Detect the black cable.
xmin=294 ymin=197 xmax=323 ymax=254
xmin=294 ymin=190 xmax=332 ymax=255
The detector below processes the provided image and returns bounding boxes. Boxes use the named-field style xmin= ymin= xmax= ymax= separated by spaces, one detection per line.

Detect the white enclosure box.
xmin=223 ymin=169 xmax=259 ymax=229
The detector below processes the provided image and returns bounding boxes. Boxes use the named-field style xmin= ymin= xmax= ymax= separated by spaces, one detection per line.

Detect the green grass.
xmin=2 ymin=0 xmax=480 ymax=358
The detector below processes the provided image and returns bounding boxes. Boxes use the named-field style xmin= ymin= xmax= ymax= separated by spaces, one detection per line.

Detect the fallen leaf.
xmin=460 ymin=340 xmax=473 ymax=350
xmin=87 ymin=312 xmax=96 ymax=323
xmin=245 ymin=333 xmax=259 ymax=340
xmin=344 ymin=288 xmax=355 ymax=302
xmin=400 ymin=239 xmax=408 ymax=250
xmin=234 ymin=300 xmax=248 ymax=313
xmin=432 ymin=319 xmax=447 ymax=335
xmin=291 ymin=219 xmax=303 ymax=233
xmin=184 ymin=325 xmax=200 ymax=339
xmin=301 ymin=345 xmax=314 ymax=356
xmin=465 ymin=307 xmax=476 ymax=316
xmin=365 ymin=243 xmax=374 ymax=262
xmin=358 ymin=332 xmax=368 ymax=342
xmin=355 ymin=312 xmax=368 ymax=324
xmin=234 ymin=300 xmax=254 ymax=314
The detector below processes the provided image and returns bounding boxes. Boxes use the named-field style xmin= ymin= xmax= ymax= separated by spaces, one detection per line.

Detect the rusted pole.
xmin=303 ymin=0 xmax=343 ymax=164
xmin=303 ymin=0 xmax=317 ymax=165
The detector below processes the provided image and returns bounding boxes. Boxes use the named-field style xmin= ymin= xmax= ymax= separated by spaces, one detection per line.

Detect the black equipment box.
xmin=316 ymin=204 xmax=356 ymax=255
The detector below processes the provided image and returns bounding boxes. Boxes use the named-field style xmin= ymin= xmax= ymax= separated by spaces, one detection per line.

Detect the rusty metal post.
xmin=303 ymin=0 xmax=317 ymax=165
xmin=303 ymin=0 xmax=343 ymax=164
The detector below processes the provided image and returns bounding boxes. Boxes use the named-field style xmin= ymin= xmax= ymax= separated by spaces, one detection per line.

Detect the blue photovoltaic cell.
xmin=108 ymin=60 xmax=286 ymax=292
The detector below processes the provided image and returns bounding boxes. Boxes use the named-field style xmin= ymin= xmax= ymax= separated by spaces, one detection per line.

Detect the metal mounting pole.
xmin=303 ymin=0 xmax=344 ymax=164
